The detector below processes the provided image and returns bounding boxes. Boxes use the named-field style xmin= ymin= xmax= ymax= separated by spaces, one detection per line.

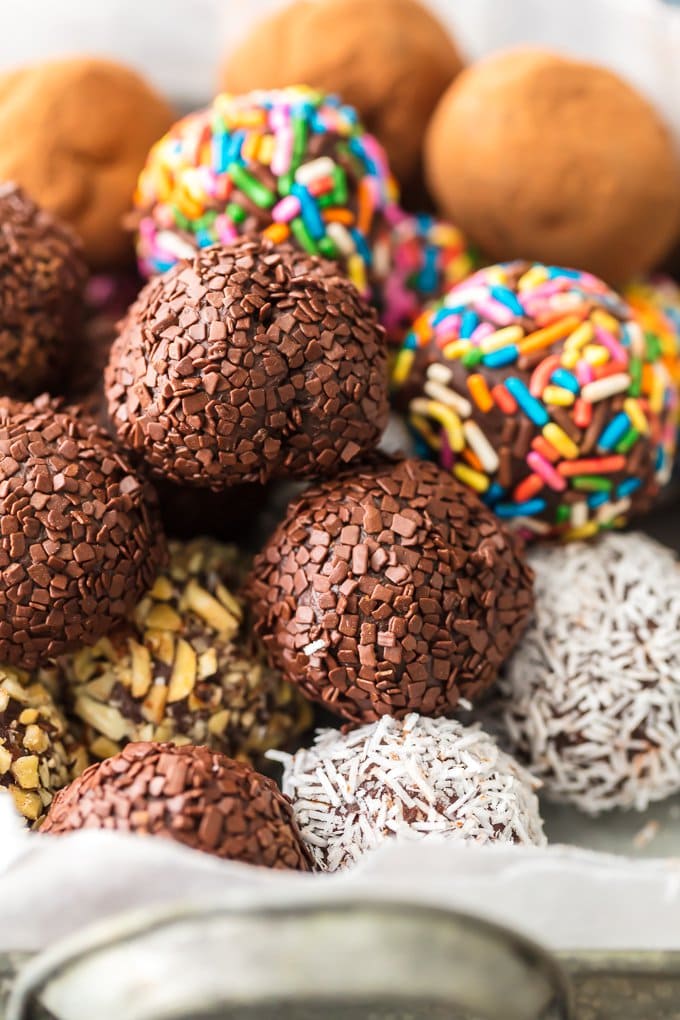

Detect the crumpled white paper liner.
xmin=1 ymin=794 xmax=680 ymax=954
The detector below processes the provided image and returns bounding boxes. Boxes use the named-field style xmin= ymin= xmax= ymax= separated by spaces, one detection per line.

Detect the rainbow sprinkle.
xmin=393 ymin=262 xmax=679 ymax=541
xmin=134 ymin=86 xmax=399 ymax=297
xmin=624 ymin=275 xmax=680 ymax=428
xmin=379 ymin=211 xmax=479 ymax=346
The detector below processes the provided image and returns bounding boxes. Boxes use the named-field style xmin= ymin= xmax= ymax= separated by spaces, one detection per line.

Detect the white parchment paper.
xmin=1 ymin=795 xmax=680 ymax=954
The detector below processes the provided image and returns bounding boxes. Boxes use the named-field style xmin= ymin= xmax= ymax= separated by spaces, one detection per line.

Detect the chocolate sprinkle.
xmin=0 ymin=395 xmax=167 ymax=668
xmin=0 ymin=183 xmax=88 ymax=398
xmin=246 ymin=457 xmax=534 ymax=724
xmin=105 ymin=237 xmax=389 ymax=489
xmin=41 ymin=740 xmax=314 ymax=870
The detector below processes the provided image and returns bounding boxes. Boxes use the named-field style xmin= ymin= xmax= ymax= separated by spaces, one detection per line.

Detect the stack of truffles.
xmin=0 ymin=0 xmax=678 ymax=874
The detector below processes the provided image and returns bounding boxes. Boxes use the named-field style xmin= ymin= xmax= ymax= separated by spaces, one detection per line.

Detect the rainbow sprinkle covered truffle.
xmin=392 ymin=262 xmax=678 ymax=540
xmin=134 ymin=86 xmax=398 ymax=297
xmin=380 ymin=211 xmax=479 ymax=346
xmin=624 ymin=275 xmax=680 ymax=417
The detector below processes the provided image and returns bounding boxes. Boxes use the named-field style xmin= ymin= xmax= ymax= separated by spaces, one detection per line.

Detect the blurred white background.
xmin=1 ymin=0 xmax=679 ymax=135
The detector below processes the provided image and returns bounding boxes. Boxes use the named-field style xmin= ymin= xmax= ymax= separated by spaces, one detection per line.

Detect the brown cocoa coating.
xmin=105 ymin=238 xmax=389 ymax=489
xmin=220 ymin=0 xmax=464 ymax=192
xmin=0 ymin=184 xmax=88 ymax=398
xmin=425 ymin=48 xmax=680 ymax=285
xmin=0 ymin=396 xmax=167 ymax=669
xmin=246 ymin=457 xmax=534 ymax=724
xmin=41 ymin=741 xmax=314 ymax=870
xmin=0 ymin=58 xmax=174 ymax=268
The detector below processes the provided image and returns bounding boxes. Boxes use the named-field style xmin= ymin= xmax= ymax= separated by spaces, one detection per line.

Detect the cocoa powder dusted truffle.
xmin=58 ymin=539 xmax=311 ymax=764
xmin=425 ymin=49 xmax=680 ymax=284
xmin=41 ymin=741 xmax=314 ymax=870
xmin=106 ymin=238 xmax=389 ymax=489
xmin=0 ymin=57 xmax=174 ymax=268
xmin=219 ymin=0 xmax=464 ymax=195
xmin=0 ymin=184 xmax=88 ymax=398
xmin=247 ymin=457 xmax=534 ymax=724
xmin=0 ymin=396 xmax=167 ymax=669
xmin=0 ymin=666 xmax=86 ymax=826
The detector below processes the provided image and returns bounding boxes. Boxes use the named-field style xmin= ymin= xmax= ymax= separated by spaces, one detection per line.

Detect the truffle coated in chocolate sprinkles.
xmin=0 ymin=395 xmax=167 ymax=669
xmin=0 ymin=183 xmax=88 ymax=398
xmin=41 ymin=741 xmax=314 ymax=870
xmin=105 ymin=237 xmax=389 ymax=489
xmin=246 ymin=457 xmax=534 ymax=723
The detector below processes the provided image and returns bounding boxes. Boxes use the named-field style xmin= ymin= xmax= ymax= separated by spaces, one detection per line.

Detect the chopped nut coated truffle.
xmin=58 ymin=539 xmax=311 ymax=765
xmin=0 ymin=666 xmax=86 ymax=825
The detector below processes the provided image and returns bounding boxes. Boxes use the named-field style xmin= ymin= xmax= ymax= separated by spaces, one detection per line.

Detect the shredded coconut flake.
xmin=274 ymin=713 xmax=546 ymax=871
xmin=498 ymin=532 xmax=680 ymax=815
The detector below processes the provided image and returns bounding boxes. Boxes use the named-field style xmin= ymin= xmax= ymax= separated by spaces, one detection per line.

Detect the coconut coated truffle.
xmin=0 ymin=57 xmax=174 ymax=267
xmin=392 ymin=262 xmax=678 ymax=541
xmin=246 ymin=457 xmax=534 ymax=724
xmin=499 ymin=532 xmax=680 ymax=814
xmin=220 ymin=0 xmax=464 ymax=194
xmin=106 ymin=238 xmax=389 ymax=489
xmin=134 ymin=86 xmax=397 ymax=298
xmin=0 ymin=667 xmax=86 ymax=826
xmin=425 ymin=49 xmax=680 ymax=284
xmin=41 ymin=741 xmax=314 ymax=870
xmin=0 ymin=397 xmax=167 ymax=669
xmin=274 ymin=713 xmax=546 ymax=871
xmin=0 ymin=184 xmax=88 ymax=398
xmin=60 ymin=539 xmax=311 ymax=764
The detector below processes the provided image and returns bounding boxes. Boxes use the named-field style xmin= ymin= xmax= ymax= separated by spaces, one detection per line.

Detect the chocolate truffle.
xmin=220 ymin=0 xmax=464 ymax=194
xmin=0 ymin=396 xmax=167 ymax=669
xmin=246 ymin=457 xmax=534 ymax=724
xmin=59 ymin=539 xmax=311 ymax=764
xmin=392 ymin=262 xmax=678 ymax=541
xmin=498 ymin=533 xmax=680 ymax=814
xmin=425 ymin=49 xmax=680 ymax=284
xmin=42 ymin=741 xmax=314 ymax=870
xmin=0 ymin=57 xmax=174 ymax=268
xmin=0 ymin=184 xmax=88 ymax=398
xmin=0 ymin=666 xmax=86 ymax=826
xmin=274 ymin=713 xmax=545 ymax=871
xmin=106 ymin=238 xmax=389 ymax=489
xmin=133 ymin=86 xmax=397 ymax=299
xmin=380 ymin=210 xmax=480 ymax=347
